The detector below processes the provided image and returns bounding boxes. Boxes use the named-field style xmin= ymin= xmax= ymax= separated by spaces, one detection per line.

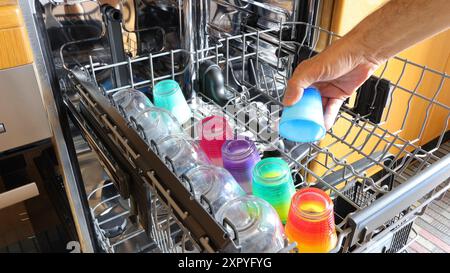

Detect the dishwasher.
xmin=17 ymin=0 xmax=450 ymax=253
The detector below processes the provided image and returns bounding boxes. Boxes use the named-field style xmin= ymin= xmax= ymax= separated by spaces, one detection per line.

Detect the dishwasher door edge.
xmin=18 ymin=0 xmax=96 ymax=253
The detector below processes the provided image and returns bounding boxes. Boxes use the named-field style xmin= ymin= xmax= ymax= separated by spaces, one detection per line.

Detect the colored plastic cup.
xmin=215 ymin=195 xmax=285 ymax=253
xmin=222 ymin=139 xmax=260 ymax=194
xmin=153 ymin=79 xmax=192 ymax=124
xmin=112 ymin=88 xmax=153 ymax=120
xmin=279 ymin=87 xmax=326 ymax=143
xmin=183 ymin=165 xmax=245 ymax=215
xmin=285 ymin=187 xmax=338 ymax=253
xmin=134 ymin=107 xmax=183 ymax=144
xmin=156 ymin=134 xmax=210 ymax=176
xmin=198 ymin=115 xmax=234 ymax=166
xmin=252 ymin=157 xmax=295 ymax=223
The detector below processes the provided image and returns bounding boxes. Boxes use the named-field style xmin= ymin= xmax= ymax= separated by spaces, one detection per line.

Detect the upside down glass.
xmin=156 ymin=134 xmax=210 ymax=176
xmin=279 ymin=87 xmax=326 ymax=143
xmin=183 ymin=165 xmax=245 ymax=215
xmin=198 ymin=115 xmax=233 ymax=166
xmin=285 ymin=187 xmax=338 ymax=253
xmin=222 ymin=139 xmax=260 ymax=194
xmin=112 ymin=88 xmax=153 ymax=120
xmin=215 ymin=195 xmax=285 ymax=253
xmin=252 ymin=157 xmax=296 ymax=223
xmin=153 ymin=79 xmax=192 ymax=124
xmin=135 ymin=107 xmax=183 ymax=144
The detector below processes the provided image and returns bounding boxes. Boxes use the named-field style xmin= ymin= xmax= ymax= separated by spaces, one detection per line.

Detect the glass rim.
xmin=218 ymin=196 xmax=262 ymax=232
xmin=222 ymin=139 xmax=257 ymax=161
xmin=185 ymin=165 xmax=219 ymax=196
xmin=253 ymin=157 xmax=290 ymax=185
xmin=157 ymin=134 xmax=195 ymax=159
xmin=290 ymin=187 xmax=334 ymax=221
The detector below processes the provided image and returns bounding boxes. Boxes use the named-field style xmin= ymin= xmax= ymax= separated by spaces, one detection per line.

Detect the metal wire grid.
xmin=71 ymin=81 xmax=206 ymax=253
xmin=145 ymin=184 xmax=202 ymax=253
xmin=86 ymin=181 xmax=151 ymax=253
xmin=80 ymin=133 xmax=204 ymax=253
xmin=351 ymin=178 xmax=450 ymax=253
xmin=73 ymin=20 xmax=450 ymax=252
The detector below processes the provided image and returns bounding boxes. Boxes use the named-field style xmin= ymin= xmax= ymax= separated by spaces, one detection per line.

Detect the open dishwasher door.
xmin=16 ymin=0 xmax=450 ymax=253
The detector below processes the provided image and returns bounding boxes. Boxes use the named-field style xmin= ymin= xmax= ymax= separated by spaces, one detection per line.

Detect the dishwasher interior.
xmin=29 ymin=0 xmax=450 ymax=253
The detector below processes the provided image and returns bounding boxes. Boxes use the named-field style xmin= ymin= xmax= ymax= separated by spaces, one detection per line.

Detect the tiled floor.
xmin=407 ymin=142 xmax=450 ymax=253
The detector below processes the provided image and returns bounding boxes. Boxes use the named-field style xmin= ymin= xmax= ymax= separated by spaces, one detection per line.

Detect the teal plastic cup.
xmin=153 ymin=79 xmax=192 ymax=124
xmin=279 ymin=86 xmax=326 ymax=142
xmin=252 ymin=157 xmax=295 ymax=223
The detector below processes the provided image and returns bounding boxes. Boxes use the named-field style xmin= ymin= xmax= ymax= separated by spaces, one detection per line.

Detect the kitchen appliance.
xmin=14 ymin=0 xmax=450 ymax=253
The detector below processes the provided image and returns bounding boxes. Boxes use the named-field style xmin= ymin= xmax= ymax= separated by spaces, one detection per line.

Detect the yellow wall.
xmin=330 ymin=0 xmax=389 ymax=36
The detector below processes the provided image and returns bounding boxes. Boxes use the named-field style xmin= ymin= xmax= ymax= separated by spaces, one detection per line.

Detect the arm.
xmin=283 ymin=0 xmax=450 ymax=130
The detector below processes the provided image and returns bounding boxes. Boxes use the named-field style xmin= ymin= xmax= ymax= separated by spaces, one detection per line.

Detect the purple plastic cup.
xmin=222 ymin=139 xmax=260 ymax=193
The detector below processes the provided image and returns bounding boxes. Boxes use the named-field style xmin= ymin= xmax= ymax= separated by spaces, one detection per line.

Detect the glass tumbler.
xmin=135 ymin=107 xmax=183 ymax=144
xmin=183 ymin=165 xmax=245 ymax=215
xmin=112 ymin=88 xmax=153 ymax=120
xmin=285 ymin=187 xmax=338 ymax=253
xmin=252 ymin=157 xmax=296 ymax=223
xmin=156 ymin=134 xmax=210 ymax=176
xmin=222 ymin=139 xmax=260 ymax=194
xmin=153 ymin=79 xmax=192 ymax=124
xmin=215 ymin=195 xmax=285 ymax=253
xmin=198 ymin=115 xmax=233 ymax=166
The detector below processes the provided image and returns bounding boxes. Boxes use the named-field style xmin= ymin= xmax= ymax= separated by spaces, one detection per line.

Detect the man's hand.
xmin=283 ymin=0 xmax=450 ymax=130
xmin=283 ymin=39 xmax=381 ymax=130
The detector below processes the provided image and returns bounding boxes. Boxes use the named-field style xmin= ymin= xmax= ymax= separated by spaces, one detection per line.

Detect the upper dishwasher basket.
xmin=59 ymin=2 xmax=449 ymax=253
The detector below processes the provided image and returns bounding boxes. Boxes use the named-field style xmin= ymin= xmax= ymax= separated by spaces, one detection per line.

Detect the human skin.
xmin=283 ymin=0 xmax=450 ymax=130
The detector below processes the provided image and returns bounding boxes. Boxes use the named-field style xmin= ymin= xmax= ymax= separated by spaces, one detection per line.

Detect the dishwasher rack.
xmin=63 ymin=19 xmax=450 ymax=253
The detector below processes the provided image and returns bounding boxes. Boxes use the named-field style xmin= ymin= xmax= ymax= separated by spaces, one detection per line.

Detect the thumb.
xmin=282 ymin=61 xmax=321 ymax=106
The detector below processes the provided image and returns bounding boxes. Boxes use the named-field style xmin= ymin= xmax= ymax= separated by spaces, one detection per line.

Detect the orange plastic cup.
xmin=285 ymin=187 xmax=337 ymax=253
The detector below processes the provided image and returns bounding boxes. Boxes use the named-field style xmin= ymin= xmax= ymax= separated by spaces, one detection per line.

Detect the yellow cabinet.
xmin=0 ymin=1 xmax=33 ymax=69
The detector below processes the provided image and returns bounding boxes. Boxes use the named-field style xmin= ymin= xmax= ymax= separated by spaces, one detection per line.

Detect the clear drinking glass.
xmin=112 ymin=88 xmax=153 ymax=120
xmin=135 ymin=107 xmax=183 ymax=144
xmin=183 ymin=165 xmax=245 ymax=215
xmin=156 ymin=134 xmax=210 ymax=176
xmin=215 ymin=195 xmax=285 ymax=253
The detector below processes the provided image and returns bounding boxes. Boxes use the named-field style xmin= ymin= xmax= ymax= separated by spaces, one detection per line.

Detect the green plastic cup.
xmin=153 ymin=79 xmax=192 ymax=124
xmin=252 ymin=157 xmax=296 ymax=223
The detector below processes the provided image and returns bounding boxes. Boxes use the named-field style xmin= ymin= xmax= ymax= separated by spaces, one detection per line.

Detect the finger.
xmin=282 ymin=79 xmax=304 ymax=106
xmin=322 ymin=96 xmax=329 ymax=110
xmin=283 ymin=61 xmax=320 ymax=106
xmin=323 ymin=98 xmax=344 ymax=130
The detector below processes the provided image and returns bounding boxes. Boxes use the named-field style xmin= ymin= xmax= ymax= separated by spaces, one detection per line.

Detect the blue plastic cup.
xmin=279 ymin=87 xmax=326 ymax=142
xmin=153 ymin=79 xmax=192 ymax=124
